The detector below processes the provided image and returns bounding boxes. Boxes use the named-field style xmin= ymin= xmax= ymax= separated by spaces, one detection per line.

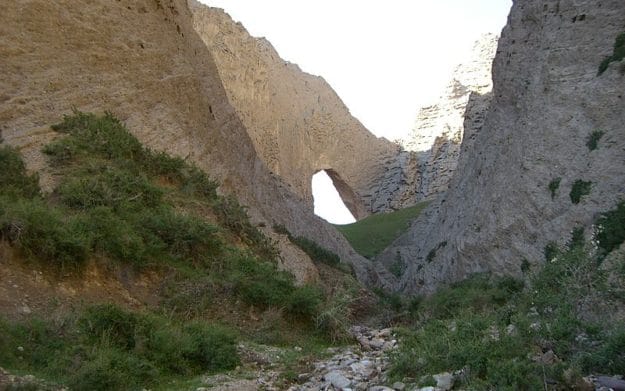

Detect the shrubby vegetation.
xmin=0 ymin=304 xmax=238 ymax=390
xmin=390 ymin=208 xmax=625 ymax=389
xmin=548 ymin=177 xmax=561 ymax=199
xmin=0 ymin=112 xmax=355 ymax=389
xmin=598 ymin=32 xmax=625 ymax=75
xmin=586 ymin=130 xmax=605 ymax=151
xmin=570 ymin=179 xmax=592 ymax=204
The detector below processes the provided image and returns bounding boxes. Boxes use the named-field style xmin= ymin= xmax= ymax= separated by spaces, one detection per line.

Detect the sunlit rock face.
xmin=188 ymin=2 xmax=417 ymax=217
xmin=381 ymin=0 xmax=625 ymax=295
xmin=402 ymin=33 xmax=498 ymax=199
xmin=0 ymin=0 xmax=394 ymax=288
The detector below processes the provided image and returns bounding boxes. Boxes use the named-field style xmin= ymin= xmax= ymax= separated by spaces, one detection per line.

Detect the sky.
xmin=198 ymin=0 xmax=512 ymax=224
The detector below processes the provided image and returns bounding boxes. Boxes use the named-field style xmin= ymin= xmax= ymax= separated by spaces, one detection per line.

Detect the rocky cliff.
xmin=380 ymin=0 xmax=625 ymax=294
xmin=188 ymin=2 xmax=417 ymax=217
xmin=0 ymin=0 xmax=391 ymax=287
xmin=402 ymin=34 xmax=498 ymax=200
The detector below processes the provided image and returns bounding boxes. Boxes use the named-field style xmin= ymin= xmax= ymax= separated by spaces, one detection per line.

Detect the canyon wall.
xmin=380 ymin=0 xmax=625 ymax=294
xmin=188 ymin=3 xmax=417 ymax=217
xmin=402 ymin=33 xmax=498 ymax=200
xmin=0 ymin=0 xmax=392 ymax=287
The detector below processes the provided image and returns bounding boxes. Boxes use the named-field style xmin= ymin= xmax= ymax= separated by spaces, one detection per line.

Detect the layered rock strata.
xmin=381 ymin=0 xmax=625 ymax=294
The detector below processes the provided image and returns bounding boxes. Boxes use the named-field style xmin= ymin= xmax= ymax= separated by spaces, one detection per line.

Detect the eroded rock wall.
xmin=380 ymin=0 xmax=625 ymax=294
xmin=0 ymin=0 xmax=391 ymax=288
xmin=188 ymin=3 xmax=417 ymax=217
xmin=402 ymin=33 xmax=498 ymax=200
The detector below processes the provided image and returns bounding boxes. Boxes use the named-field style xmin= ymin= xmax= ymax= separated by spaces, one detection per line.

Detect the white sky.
xmin=198 ymin=0 xmax=511 ymax=224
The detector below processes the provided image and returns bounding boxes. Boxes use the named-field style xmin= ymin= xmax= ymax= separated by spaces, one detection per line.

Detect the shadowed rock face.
xmin=188 ymin=3 xmax=418 ymax=217
xmin=380 ymin=0 xmax=625 ymax=295
xmin=0 ymin=0 xmax=393 ymax=288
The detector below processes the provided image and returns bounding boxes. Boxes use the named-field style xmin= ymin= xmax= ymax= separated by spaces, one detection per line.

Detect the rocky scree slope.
xmin=402 ymin=33 xmax=498 ymax=200
xmin=381 ymin=0 xmax=625 ymax=294
xmin=0 ymin=0 xmax=389 ymax=287
xmin=189 ymin=2 xmax=419 ymax=217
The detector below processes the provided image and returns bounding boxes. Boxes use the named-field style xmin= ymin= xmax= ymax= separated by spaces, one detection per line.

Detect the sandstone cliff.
xmin=380 ymin=0 xmax=625 ymax=294
xmin=188 ymin=3 xmax=417 ymax=216
xmin=0 ymin=0 xmax=390 ymax=287
xmin=402 ymin=33 xmax=498 ymax=200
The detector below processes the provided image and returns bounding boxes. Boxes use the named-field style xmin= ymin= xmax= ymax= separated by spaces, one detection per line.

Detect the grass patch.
xmin=548 ymin=177 xmax=561 ymax=199
xmin=586 ymin=130 xmax=605 ymax=151
xmin=570 ymin=179 xmax=592 ymax=204
xmin=334 ymin=202 xmax=429 ymax=259
xmin=598 ymin=32 xmax=625 ymax=75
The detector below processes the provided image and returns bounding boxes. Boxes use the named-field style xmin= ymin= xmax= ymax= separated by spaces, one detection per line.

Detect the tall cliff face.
xmin=0 ymin=0 xmax=391 ymax=287
xmin=402 ymin=34 xmax=498 ymax=200
xmin=380 ymin=0 xmax=625 ymax=294
xmin=188 ymin=3 xmax=417 ymax=217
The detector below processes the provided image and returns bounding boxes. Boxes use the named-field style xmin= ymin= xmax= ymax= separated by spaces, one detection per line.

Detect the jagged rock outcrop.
xmin=402 ymin=33 xmax=498 ymax=199
xmin=0 ymin=0 xmax=392 ymax=288
xmin=381 ymin=0 xmax=625 ymax=294
xmin=188 ymin=3 xmax=417 ymax=216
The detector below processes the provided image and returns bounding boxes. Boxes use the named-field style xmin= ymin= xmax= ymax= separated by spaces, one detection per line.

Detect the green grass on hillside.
xmin=334 ymin=202 xmax=429 ymax=259
xmin=0 ymin=111 xmax=359 ymax=389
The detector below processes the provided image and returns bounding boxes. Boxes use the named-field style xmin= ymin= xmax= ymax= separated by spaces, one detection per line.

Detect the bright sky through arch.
xmin=312 ymin=171 xmax=356 ymax=225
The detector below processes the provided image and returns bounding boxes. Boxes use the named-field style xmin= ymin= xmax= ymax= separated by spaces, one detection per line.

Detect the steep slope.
xmin=402 ymin=33 xmax=498 ymax=199
xmin=188 ymin=3 xmax=418 ymax=216
xmin=0 ymin=0 xmax=388 ymax=287
xmin=380 ymin=0 xmax=625 ymax=294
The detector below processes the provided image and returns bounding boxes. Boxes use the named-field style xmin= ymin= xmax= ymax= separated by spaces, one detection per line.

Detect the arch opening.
xmin=312 ymin=170 xmax=356 ymax=225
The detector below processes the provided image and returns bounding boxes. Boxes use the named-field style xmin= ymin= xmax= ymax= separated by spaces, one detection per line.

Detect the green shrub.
xmin=0 ymin=197 xmax=89 ymax=267
xmin=67 ymin=348 xmax=157 ymax=391
xmin=570 ymin=179 xmax=592 ymax=204
xmin=390 ymin=315 xmax=542 ymax=389
xmin=418 ymin=274 xmax=523 ymax=319
xmin=180 ymin=322 xmax=239 ymax=372
xmin=77 ymin=207 xmax=148 ymax=264
xmin=45 ymin=111 xmax=145 ymax=164
xmin=548 ymin=177 xmax=561 ymax=199
xmin=286 ymin=285 xmax=324 ymax=318
xmin=596 ymin=201 xmax=625 ymax=256
xmin=0 ymin=146 xmax=40 ymax=199
xmin=231 ymin=255 xmax=295 ymax=308
xmin=57 ymin=166 xmax=163 ymax=211
xmin=586 ymin=130 xmax=605 ymax=151
xmin=79 ymin=304 xmax=140 ymax=350
xmin=136 ymin=207 xmax=222 ymax=262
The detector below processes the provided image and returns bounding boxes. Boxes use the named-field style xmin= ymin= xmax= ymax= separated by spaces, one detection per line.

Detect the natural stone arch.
xmin=312 ymin=168 xmax=367 ymax=221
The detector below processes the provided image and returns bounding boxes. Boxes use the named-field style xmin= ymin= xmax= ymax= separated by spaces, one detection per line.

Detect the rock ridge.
xmin=380 ymin=0 xmax=625 ymax=294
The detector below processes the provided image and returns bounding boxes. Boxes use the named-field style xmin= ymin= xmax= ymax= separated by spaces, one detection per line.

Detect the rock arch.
xmin=190 ymin=5 xmax=418 ymax=219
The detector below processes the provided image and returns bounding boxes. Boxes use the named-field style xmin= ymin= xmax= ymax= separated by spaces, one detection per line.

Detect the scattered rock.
xmin=325 ymin=370 xmax=352 ymax=389
xmin=392 ymin=381 xmax=406 ymax=390
xmin=433 ymin=372 xmax=454 ymax=391
xmin=594 ymin=375 xmax=625 ymax=391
